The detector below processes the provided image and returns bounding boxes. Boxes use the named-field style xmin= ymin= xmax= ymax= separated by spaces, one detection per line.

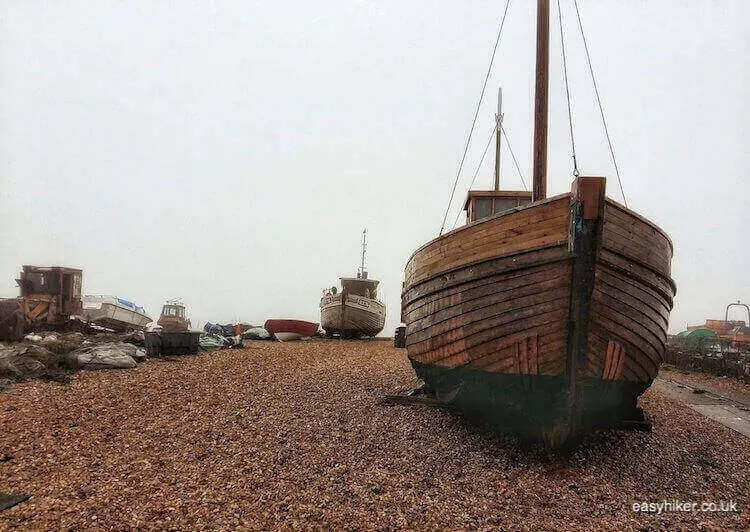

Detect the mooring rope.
xmin=438 ymin=0 xmax=513 ymax=236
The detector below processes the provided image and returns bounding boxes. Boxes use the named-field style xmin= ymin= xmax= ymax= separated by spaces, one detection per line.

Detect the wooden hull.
xmin=264 ymin=319 xmax=319 ymax=340
xmin=401 ymin=177 xmax=675 ymax=443
xmin=320 ymin=292 xmax=386 ymax=337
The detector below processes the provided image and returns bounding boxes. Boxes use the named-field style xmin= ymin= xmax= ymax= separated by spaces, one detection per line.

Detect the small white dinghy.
xmin=82 ymin=295 xmax=152 ymax=332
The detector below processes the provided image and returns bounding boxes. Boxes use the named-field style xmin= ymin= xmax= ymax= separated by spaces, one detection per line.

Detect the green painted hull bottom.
xmin=410 ymin=360 xmax=651 ymax=442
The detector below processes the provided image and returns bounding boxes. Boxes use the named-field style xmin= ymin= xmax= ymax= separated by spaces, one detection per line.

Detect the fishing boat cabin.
xmin=463 ymin=190 xmax=532 ymax=223
xmin=0 ymin=265 xmax=83 ymax=340
xmin=157 ymin=299 xmax=191 ymax=332
xmin=336 ymin=274 xmax=380 ymax=300
xmin=17 ymin=265 xmax=83 ymax=322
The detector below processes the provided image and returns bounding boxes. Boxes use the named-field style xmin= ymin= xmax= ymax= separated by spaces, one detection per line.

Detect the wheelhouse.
xmin=463 ymin=190 xmax=532 ymax=223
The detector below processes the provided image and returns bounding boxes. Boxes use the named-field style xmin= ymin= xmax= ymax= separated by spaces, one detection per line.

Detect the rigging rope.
xmin=451 ymin=123 xmax=498 ymax=229
xmin=438 ymin=0 xmax=513 ymax=236
xmin=501 ymin=124 xmax=528 ymax=191
xmin=556 ymin=0 xmax=579 ymax=177
xmin=450 ymin=123 xmax=528 ymax=230
xmin=572 ymin=0 xmax=628 ymax=207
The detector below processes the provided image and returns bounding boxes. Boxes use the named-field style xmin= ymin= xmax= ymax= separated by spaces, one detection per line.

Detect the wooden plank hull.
xmin=264 ymin=319 xmax=319 ymax=339
xmin=401 ymin=177 xmax=675 ymax=444
xmin=320 ymin=292 xmax=386 ymax=337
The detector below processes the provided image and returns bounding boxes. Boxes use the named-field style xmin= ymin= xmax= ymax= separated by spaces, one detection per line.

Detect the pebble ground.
xmin=1 ymin=340 xmax=748 ymax=529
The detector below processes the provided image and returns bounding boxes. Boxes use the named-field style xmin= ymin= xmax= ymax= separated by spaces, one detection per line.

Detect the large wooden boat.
xmin=320 ymin=230 xmax=386 ymax=338
xmin=400 ymin=0 xmax=675 ymax=444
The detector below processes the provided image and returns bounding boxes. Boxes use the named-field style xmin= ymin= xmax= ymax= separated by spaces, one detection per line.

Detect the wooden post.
xmin=562 ymin=176 xmax=605 ymax=445
xmin=532 ymin=0 xmax=550 ymax=202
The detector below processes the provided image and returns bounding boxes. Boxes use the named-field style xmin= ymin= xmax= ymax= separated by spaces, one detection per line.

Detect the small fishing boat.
xmin=157 ymin=299 xmax=191 ymax=332
xmin=82 ymin=295 xmax=152 ymax=331
xmin=264 ymin=319 xmax=319 ymax=341
xmin=320 ymin=229 xmax=386 ymax=338
xmin=400 ymin=0 xmax=675 ymax=445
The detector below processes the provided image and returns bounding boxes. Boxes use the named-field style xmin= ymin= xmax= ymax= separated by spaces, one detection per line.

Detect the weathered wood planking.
xmin=405 ymin=266 xmax=571 ymax=334
xmin=588 ymin=330 xmax=650 ymax=382
xmin=409 ymin=306 xmax=570 ymax=365
xmin=601 ymin=225 xmax=671 ymax=277
xmin=407 ymin=288 xmax=570 ymax=349
xmin=404 ymin=263 xmax=566 ymax=322
xmin=605 ymin=201 xmax=673 ymax=254
xmin=408 ymin=224 xmax=568 ymax=289
xmin=592 ymin=290 xmax=668 ymax=346
xmin=464 ymin=329 xmax=566 ymax=375
xmin=404 ymin=196 xmax=570 ymax=287
xmin=598 ymin=249 xmax=675 ymax=303
xmin=583 ymin=199 xmax=675 ymax=382
xmin=402 ymin=245 xmax=569 ymax=308
xmin=595 ymin=267 xmax=672 ymax=322
xmin=402 ymin=181 xmax=675 ymax=402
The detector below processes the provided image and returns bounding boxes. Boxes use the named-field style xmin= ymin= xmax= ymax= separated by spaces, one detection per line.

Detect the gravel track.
xmin=1 ymin=341 xmax=748 ymax=529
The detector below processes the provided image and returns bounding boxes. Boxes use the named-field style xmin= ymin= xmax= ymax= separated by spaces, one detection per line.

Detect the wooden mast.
xmin=493 ymin=87 xmax=503 ymax=191
xmin=532 ymin=0 xmax=550 ymax=202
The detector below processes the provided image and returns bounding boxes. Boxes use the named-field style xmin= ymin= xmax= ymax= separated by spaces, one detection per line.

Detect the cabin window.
xmin=474 ymin=198 xmax=493 ymax=220
xmin=26 ymin=272 xmax=55 ymax=293
xmin=466 ymin=192 xmax=532 ymax=223
xmin=72 ymin=274 xmax=82 ymax=297
xmin=493 ymin=198 xmax=520 ymax=214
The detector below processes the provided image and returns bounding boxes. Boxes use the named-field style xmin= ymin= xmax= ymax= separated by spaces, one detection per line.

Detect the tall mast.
xmin=532 ymin=0 xmax=550 ymax=201
xmin=494 ymin=87 xmax=503 ymax=191
xmin=358 ymin=228 xmax=368 ymax=279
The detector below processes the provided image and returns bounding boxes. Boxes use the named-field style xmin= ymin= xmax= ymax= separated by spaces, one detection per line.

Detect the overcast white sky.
xmin=0 ymin=0 xmax=747 ymax=333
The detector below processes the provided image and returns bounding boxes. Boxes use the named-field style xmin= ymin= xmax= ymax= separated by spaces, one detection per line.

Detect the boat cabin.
xmin=161 ymin=303 xmax=186 ymax=319
xmin=158 ymin=299 xmax=191 ymax=332
xmin=463 ymin=190 xmax=532 ymax=223
xmin=341 ymin=277 xmax=379 ymax=299
xmin=16 ymin=265 xmax=83 ymax=318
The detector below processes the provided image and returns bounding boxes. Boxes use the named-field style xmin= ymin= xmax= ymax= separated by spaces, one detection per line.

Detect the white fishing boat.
xmin=82 ymin=295 xmax=152 ymax=332
xmin=320 ymin=229 xmax=386 ymax=338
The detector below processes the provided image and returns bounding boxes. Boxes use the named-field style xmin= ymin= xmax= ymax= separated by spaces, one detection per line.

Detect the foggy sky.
xmin=1 ymin=0 xmax=748 ymax=333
